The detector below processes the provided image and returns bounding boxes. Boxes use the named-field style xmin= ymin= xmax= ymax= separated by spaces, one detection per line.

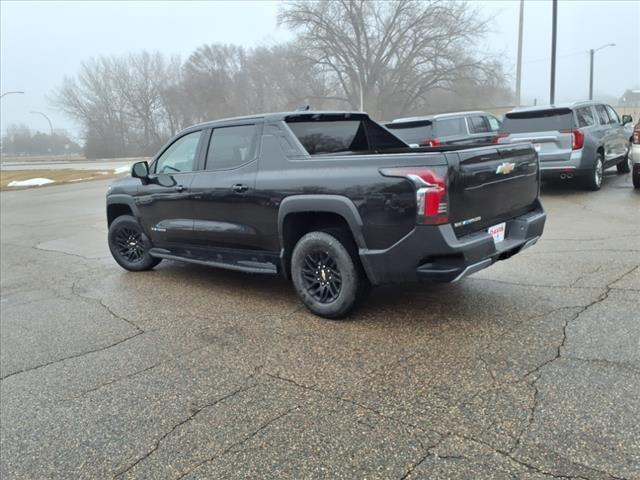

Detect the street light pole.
xmin=588 ymin=43 xmax=615 ymax=100
xmin=549 ymin=0 xmax=557 ymax=105
xmin=0 ymin=91 xmax=25 ymax=99
xmin=515 ymin=0 xmax=524 ymax=106
xmin=30 ymin=111 xmax=54 ymax=136
xmin=589 ymin=49 xmax=594 ymax=100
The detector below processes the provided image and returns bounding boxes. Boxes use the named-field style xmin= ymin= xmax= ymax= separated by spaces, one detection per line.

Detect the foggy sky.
xmin=1 ymin=0 xmax=638 ymax=137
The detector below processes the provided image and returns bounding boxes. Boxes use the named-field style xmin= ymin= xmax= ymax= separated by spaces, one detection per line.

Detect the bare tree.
xmin=279 ymin=0 xmax=500 ymax=118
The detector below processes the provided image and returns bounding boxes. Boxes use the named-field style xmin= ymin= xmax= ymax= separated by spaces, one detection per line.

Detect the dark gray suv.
xmin=496 ymin=101 xmax=633 ymax=190
xmin=385 ymin=111 xmax=502 ymax=147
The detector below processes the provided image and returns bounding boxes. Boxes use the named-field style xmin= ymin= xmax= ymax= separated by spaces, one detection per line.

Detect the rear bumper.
xmin=359 ymin=203 xmax=546 ymax=285
xmin=539 ymin=150 xmax=591 ymax=178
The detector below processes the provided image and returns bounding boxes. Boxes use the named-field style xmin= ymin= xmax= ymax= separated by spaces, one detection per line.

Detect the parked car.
xmin=106 ymin=111 xmax=545 ymax=319
xmin=495 ymin=101 xmax=633 ymax=190
xmin=631 ymin=121 xmax=640 ymax=189
xmin=385 ymin=111 xmax=501 ymax=147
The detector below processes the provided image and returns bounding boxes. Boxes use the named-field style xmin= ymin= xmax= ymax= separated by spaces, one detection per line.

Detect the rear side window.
xmin=468 ymin=115 xmax=490 ymax=134
xmin=206 ymin=125 xmax=259 ymax=170
xmin=487 ymin=116 xmax=501 ymax=131
xmin=575 ymin=107 xmax=595 ymax=127
xmin=436 ymin=117 xmax=467 ymax=137
xmin=288 ymin=121 xmax=366 ymax=154
xmin=286 ymin=116 xmax=406 ymax=155
xmin=385 ymin=120 xmax=434 ymax=145
xmin=501 ymin=109 xmax=573 ymax=133
xmin=594 ymin=105 xmax=610 ymax=125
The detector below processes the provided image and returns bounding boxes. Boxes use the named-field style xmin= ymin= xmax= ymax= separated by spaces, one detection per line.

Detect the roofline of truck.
xmin=189 ymin=110 xmax=370 ymax=130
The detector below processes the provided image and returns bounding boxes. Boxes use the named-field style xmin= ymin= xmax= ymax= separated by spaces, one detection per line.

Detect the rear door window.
xmin=436 ymin=117 xmax=467 ymax=137
xmin=575 ymin=107 xmax=595 ymax=127
xmin=206 ymin=125 xmax=259 ymax=170
xmin=468 ymin=115 xmax=490 ymax=134
xmin=595 ymin=105 xmax=610 ymax=125
xmin=501 ymin=109 xmax=573 ymax=133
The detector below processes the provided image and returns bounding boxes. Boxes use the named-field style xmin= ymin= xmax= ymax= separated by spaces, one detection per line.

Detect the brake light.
xmin=379 ymin=166 xmax=448 ymax=225
xmin=560 ymin=129 xmax=584 ymax=150
xmin=420 ymin=138 xmax=441 ymax=147
xmin=633 ymin=130 xmax=639 ymax=144
xmin=493 ymin=133 xmax=509 ymax=144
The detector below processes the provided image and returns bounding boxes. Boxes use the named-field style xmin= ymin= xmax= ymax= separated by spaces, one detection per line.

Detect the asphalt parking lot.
xmin=1 ymin=171 xmax=639 ymax=479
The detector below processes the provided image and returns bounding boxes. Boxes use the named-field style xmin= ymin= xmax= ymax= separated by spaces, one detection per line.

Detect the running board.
xmin=149 ymin=248 xmax=278 ymax=275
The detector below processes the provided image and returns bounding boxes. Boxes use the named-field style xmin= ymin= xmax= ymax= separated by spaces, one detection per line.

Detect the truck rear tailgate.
xmin=447 ymin=143 xmax=539 ymax=236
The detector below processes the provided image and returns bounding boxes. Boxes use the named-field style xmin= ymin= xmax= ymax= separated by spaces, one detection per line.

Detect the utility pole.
xmin=589 ymin=49 xmax=594 ymax=100
xmin=549 ymin=0 xmax=557 ymax=105
xmin=515 ymin=0 xmax=524 ymax=106
xmin=588 ymin=43 xmax=615 ymax=100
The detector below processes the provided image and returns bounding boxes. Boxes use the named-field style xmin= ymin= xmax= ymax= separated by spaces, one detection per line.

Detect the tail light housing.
xmin=560 ymin=129 xmax=584 ymax=150
xmin=633 ymin=129 xmax=639 ymax=144
xmin=380 ymin=166 xmax=448 ymax=225
xmin=493 ymin=133 xmax=509 ymax=144
xmin=420 ymin=138 xmax=441 ymax=147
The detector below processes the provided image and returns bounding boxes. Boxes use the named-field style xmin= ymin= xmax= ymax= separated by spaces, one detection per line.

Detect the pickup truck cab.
xmin=106 ymin=111 xmax=546 ymax=318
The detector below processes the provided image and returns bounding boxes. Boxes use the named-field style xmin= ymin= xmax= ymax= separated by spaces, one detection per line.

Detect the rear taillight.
xmin=633 ymin=130 xmax=639 ymax=144
xmin=560 ymin=129 xmax=584 ymax=150
xmin=420 ymin=138 xmax=441 ymax=147
xmin=380 ymin=166 xmax=448 ymax=225
xmin=493 ymin=133 xmax=509 ymax=144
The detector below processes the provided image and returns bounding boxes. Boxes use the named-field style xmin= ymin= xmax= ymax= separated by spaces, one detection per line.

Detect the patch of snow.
xmin=8 ymin=178 xmax=55 ymax=187
xmin=113 ymin=165 xmax=132 ymax=174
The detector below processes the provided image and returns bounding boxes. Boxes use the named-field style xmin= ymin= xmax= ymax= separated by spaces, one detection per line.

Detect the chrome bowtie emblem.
xmin=496 ymin=162 xmax=515 ymax=175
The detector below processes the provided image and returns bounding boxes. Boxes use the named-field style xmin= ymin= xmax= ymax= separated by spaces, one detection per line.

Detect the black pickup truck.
xmin=106 ymin=111 xmax=546 ymax=318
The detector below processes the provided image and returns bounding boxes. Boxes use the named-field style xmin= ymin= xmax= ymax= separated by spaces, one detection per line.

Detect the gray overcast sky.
xmin=1 ymin=0 xmax=638 ymax=137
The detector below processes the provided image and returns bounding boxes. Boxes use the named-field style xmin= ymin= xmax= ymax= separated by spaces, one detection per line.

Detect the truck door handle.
xmin=232 ymin=184 xmax=249 ymax=193
xmin=174 ymin=185 xmax=185 ymax=192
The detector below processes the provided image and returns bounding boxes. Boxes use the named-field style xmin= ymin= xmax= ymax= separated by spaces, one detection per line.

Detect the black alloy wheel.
xmin=114 ymin=226 xmax=145 ymax=263
xmin=300 ymin=251 xmax=343 ymax=304
xmin=108 ymin=215 xmax=162 ymax=271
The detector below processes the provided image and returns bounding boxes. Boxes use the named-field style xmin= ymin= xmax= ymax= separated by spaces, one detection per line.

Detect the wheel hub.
xmin=114 ymin=226 xmax=145 ymax=263
xmin=301 ymin=251 xmax=342 ymax=303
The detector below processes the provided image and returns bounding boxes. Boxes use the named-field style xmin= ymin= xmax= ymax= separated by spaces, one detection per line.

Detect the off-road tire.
xmin=633 ymin=164 xmax=640 ymax=189
xmin=291 ymin=228 xmax=370 ymax=319
xmin=108 ymin=215 xmax=161 ymax=271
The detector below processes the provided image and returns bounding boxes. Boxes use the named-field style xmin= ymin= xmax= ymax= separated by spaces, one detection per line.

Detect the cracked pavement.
xmin=1 ymin=173 xmax=639 ymax=479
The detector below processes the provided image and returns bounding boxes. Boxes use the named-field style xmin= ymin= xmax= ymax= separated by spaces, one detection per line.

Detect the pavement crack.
xmin=175 ymin=405 xmax=300 ymax=480
xmin=264 ymin=372 xmax=427 ymax=433
xmin=0 ymin=331 xmax=144 ymax=382
xmin=399 ymin=442 xmax=441 ymax=480
xmin=524 ymin=265 xmax=639 ymax=382
xmin=113 ymin=382 xmax=258 ymax=479
xmin=71 ymin=278 xmax=144 ymax=334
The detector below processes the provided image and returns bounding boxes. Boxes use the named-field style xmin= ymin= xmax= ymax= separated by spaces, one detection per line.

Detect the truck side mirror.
xmin=131 ymin=161 xmax=149 ymax=181
xmin=622 ymin=115 xmax=633 ymax=125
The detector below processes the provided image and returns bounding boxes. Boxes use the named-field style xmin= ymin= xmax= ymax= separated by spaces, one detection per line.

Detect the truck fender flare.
xmin=106 ymin=195 xmax=140 ymax=222
xmin=277 ymin=195 xmax=367 ymax=250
